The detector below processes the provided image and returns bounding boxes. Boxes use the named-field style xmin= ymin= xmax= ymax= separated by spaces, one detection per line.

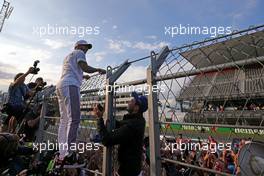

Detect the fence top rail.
xmin=44 ymin=116 xmax=98 ymax=121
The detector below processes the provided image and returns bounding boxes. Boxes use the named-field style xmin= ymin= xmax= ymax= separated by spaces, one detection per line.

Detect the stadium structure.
xmin=177 ymin=31 xmax=264 ymax=126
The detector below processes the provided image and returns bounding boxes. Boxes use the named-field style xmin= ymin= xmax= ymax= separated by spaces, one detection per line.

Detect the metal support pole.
xmin=35 ymin=97 xmax=47 ymax=160
xmin=102 ymin=75 xmax=114 ymax=176
xmin=102 ymin=60 xmax=130 ymax=176
xmin=147 ymin=46 xmax=169 ymax=176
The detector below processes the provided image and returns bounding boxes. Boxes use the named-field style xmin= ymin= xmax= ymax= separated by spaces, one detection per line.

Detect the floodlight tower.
xmin=0 ymin=0 xmax=13 ymax=32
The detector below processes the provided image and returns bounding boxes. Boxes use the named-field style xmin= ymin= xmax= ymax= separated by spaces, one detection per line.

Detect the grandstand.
xmin=173 ymin=31 xmax=264 ymax=126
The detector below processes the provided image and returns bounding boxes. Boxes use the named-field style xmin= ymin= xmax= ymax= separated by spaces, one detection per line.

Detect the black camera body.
xmin=42 ymin=82 xmax=47 ymax=87
xmin=35 ymin=82 xmax=47 ymax=92
xmin=32 ymin=60 xmax=40 ymax=74
xmin=27 ymin=81 xmax=47 ymax=92
xmin=35 ymin=86 xmax=43 ymax=92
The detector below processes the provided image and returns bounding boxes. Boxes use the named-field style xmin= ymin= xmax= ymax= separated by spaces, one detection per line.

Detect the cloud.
xmin=108 ymin=39 xmax=126 ymax=53
xmin=0 ymin=42 xmax=52 ymax=66
xmin=0 ymin=61 xmax=16 ymax=78
xmin=0 ymin=79 xmax=12 ymax=91
xmin=145 ymin=35 xmax=157 ymax=40
xmin=117 ymin=65 xmax=147 ymax=83
xmin=112 ymin=25 xmax=118 ymax=29
xmin=246 ymin=0 xmax=257 ymax=8
xmin=0 ymin=42 xmax=54 ymax=91
xmin=102 ymin=19 xmax=108 ymax=24
xmin=107 ymin=39 xmax=170 ymax=53
xmin=230 ymin=0 xmax=258 ymax=26
xmin=42 ymin=38 xmax=71 ymax=49
xmin=0 ymin=71 xmax=14 ymax=79
xmin=133 ymin=41 xmax=169 ymax=51
xmin=0 ymin=62 xmax=15 ymax=91
xmin=0 ymin=61 xmax=15 ymax=70
xmin=8 ymin=51 xmax=17 ymax=55
xmin=93 ymin=52 xmax=106 ymax=62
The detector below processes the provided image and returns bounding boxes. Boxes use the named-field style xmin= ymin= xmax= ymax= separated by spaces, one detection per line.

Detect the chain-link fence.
xmin=153 ymin=25 xmax=264 ymax=176
xmin=36 ymin=77 xmax=106 ymax=175
xmin=35 ymin=24 xmax=264 ymax=176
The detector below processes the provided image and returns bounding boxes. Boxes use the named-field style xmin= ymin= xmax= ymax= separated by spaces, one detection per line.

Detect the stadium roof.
xmin=180 ymin=30 xmax=264 ymax=69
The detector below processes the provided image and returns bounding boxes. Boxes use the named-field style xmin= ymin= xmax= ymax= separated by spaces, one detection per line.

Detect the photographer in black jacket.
xmin=94 ymin=92 xmax=148 ymax=176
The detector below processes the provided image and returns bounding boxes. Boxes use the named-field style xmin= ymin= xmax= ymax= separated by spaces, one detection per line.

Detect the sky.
xmin=0 ymin=0 xmax=263 ymax=92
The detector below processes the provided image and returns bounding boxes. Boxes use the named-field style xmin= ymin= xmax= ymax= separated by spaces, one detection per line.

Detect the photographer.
xmin=4 ymin=67 xmax=36 ymax=133
xmin=27 ymin=77 xmax=46 ymax=90
xmin=94 ymin=92 xmax=148 ymax=176
xmin=18 ymin=77 xmax=46 ymax=141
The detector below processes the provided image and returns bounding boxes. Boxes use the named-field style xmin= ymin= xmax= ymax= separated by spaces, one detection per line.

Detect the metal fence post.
xmin=102 ymin=60 xmax=130 ymax=176
xmin=35 ymin=96 xmax=47 ymax=160
xmin=147 ymin=46 xmax=170 ymax=176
